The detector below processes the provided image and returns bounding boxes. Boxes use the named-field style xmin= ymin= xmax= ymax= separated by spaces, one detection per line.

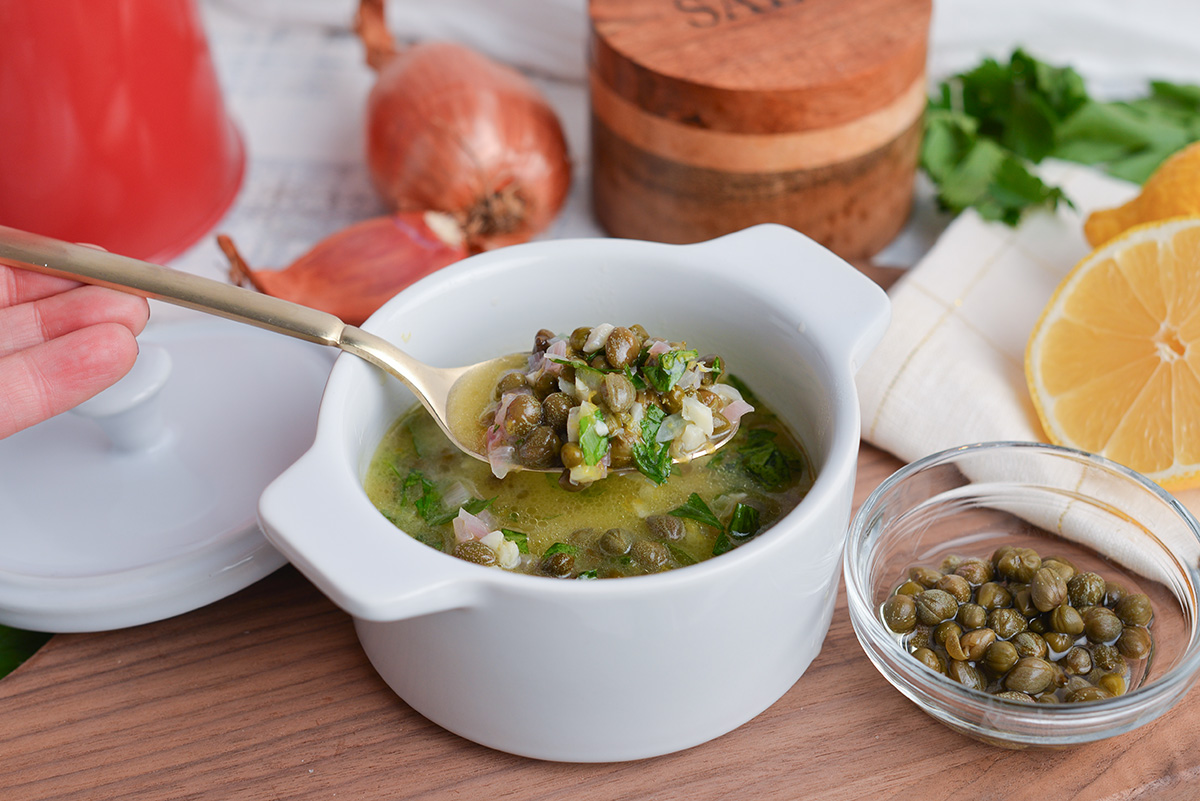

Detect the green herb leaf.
xmin=623 ymin=365 xmax=647 ymax=391
xmin=544 ymin=542 xmax=579 ymax=557
xmin=500 ymin=528 xmax=530 ymax=554
xmin=712 ymin=532 xmax=734 ymax=557
xmin=666 ymin=544 xmax=698 ymax=566
xmin=0 ymin=625 xmax=51 ymax=679
xmin=669 ymin=492 xmax=723 ymax=530
xmin=643 ymin=348 xmax=698 ymax=393
xmin=631 ymin=404 xmax=672 ymax=484
xmin=577 ymin=570 xmax=599 ymax=580
xmin=426 ymin=496 xmax=496 ymax=527
xmin=737 ymin=430 xmax=796 ymax=490
xmin=728 ymin=503 xmax=761 ymax=538
xmin=400 ymin=469 xmax=442 ymax=523
xmin=578 ymin=407 xmax=609 ymax=466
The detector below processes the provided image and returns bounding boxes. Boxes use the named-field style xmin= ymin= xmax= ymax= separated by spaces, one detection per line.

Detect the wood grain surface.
xmin=3 ymin=438 xmax=1199 ymax=800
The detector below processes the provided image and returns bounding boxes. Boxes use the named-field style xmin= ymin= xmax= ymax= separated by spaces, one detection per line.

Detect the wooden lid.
xmin=589 ymin=0 xmax=932 ymax=134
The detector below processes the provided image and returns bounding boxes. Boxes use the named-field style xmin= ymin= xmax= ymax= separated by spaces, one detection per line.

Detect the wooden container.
xmin=589 ymin=0 xmax=932 ymax=260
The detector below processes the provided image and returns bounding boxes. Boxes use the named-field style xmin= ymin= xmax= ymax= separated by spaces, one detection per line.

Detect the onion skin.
xmin=357 ymin=1 xmax=572 ymax=252
xmin=219 ymin=211 xmax=467 ymax=326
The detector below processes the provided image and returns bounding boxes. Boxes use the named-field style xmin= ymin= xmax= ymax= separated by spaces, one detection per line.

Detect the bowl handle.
xmin=687 ymin=224 xmax=892 ymax=372
xmin=258 ymin=449 xmax=487 ymax=622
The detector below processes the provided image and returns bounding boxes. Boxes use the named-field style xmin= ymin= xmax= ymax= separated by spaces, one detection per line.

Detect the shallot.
xmin=219 ymin=211 xmax=466 ymax=325
xmin=354 ymin=0 xmax=572 ymax=252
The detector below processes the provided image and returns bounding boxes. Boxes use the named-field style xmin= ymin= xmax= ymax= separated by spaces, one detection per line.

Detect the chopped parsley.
xmin=728 ymin=503 xmax=761 ymax=538
xmin=668 ymin=492 xmax=723 ymax=530
xmin=543 ymin=542 xmax=579 ymax=557
xmin=500 ymin=528 xmax=530 ymax=554
xmin=393 ymin=467 xmax=495 ymax=527
xmin=632 ymin=404 xmax=672 ymax=484
xmin=737 ymin=429 xmax=802 ymax=490
xmin=643 ymin=348 xmax=698 ymax=393
xmin=578 ymin=407 xmax=609 ymax=466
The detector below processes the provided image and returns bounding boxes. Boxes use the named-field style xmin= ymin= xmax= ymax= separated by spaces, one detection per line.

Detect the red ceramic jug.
xmin=0 ymin=0 xmax=244 ymax=261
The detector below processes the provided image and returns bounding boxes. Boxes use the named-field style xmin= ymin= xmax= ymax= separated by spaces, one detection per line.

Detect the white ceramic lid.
xmin=0 ymin=312 xmax=332 ymax=632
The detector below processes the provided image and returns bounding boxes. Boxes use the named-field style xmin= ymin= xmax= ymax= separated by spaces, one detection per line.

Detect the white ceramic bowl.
xmin=258 ymin=224 xmax=889 ymax=762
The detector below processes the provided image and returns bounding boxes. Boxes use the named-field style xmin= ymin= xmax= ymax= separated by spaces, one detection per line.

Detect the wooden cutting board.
xmin=589 ymin=0 xmax=932 ymax=259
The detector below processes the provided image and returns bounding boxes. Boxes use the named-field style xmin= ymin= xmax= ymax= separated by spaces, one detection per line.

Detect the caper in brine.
xmin=940 ymin=554 xmax=966 ymax=574
xmin=604 ymin=326 xmax=641 ymax=369
xmin=517 ymin=425 xmax=562 ymax=468
xmin=882 ymin=594 xmax=917 ymax=634
xmin=1005 ymin=657 xmax=1056 ymax=695
xmin=1117 ymin=626 xmax=1153 ymax=660
xmin=1027 ymin=614 xmax=1049 ymax=634
xmin=539 ymin=551 xmax=576 ymax=578
xmin=997 ymin=547 xmax=1041 ymax=583
xmin=1063 ymin=675 xmax=1092 ymax=696
xmin=1035 ymin=692 xmax=1061 ymax=704
xmin=936 ymin=574 xmax=972 ymax=604
xmin=1041 ymin=556 xmax=1078 ymax=581
xmin=453 ymin=540 xmax=498 ymax=567
xmin=1083 ymin=606 xmax=1124 ymax=644
xmin=976 ymin=581 xmax=1012 ymax=610
xmin=1031 ymin=567 xmax=1069 ymax=612
xmin=630 ymin=540 xmax=669 ymax=572
xmin=913 ymin=647 xmax=945 ymax=674
xmin=983 ymin=640 xmax=1020 ymax=676
xmin=1067 ymin=686 xmax=1113 ymax=703
xmin=943 ymin=630 xmax=969 ymax=662
xmin=1115 ymin=593 xmax=1154 ymax=626
xmin=1063 ymin=646 xmax=1093 ymax=675
xmin=1098 ymin=672 xmax=1127 ymax=697
xmin=542 ymin=392 xmax=574 ymax=433
xmin=504 ymin=393 xmax=544 ymax=438
xmin=1068 ymin=572 xmax=1106 ymax=607
xmin=947 ymin=660 xmax=986 ymax=691
xmin=957 ymin=603 xmax=987 ymax=631
xmin=908 ymin=566 xmax=943 ymax=588
xmin=1105 ymin=580 xmax=1129 ymax=607
xmin=598 ymin=527 xmax=633 ymax=556
xmin=895 ymin=580 xmax=925 ymax=596
xmin=990 ymin=545 xmax=1014 ymax=570
xmin=1012 ymin=631 xmax=1048 ymax=659
xmin=600 ymin=372 xmax=637 ymax=412
xmin=915 ymin=589 xmax=959 ymax=626
xmin=1012 ymin=587 xmax=1037 ymax=617
xmin=1092 ymin=643 xmax=1124 ymax=672
xmin=934 ymin=620 xmax=963 ymax=648
xmin=908 ymin=627 xmax=932 ymax=651
xmin=988 ymin=607 xmax=1028 ymax=640
xmin=646 ymin=514 xmax=686 ymax=541
xmin=954 ymin=559 xmax=992 ymax=585
xmin=960 ymin=628 xmax=997 ymax=661
xmin=1044 ymin=631 xmax=1076 ymax=655
xmin=569 ymin=326 xmax=592 ymax=352
xmin=994 ymin=690 xmax=1034 ymax=703
xmin=495 ymin=370 xmax=528 ymax=397
xmin=1049 ymin=604 xmax=1085 ymax=636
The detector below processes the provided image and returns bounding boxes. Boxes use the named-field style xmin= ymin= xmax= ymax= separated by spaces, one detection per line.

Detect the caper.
xmin=560 ymin=442 xmax=586 ymax=469
xmin=934 ymin=620 xmax=963 ymax=648
xmin=908 ymin=627 xmax=932 ymax=651
xmin=516 ymin=425 xmax=561 ymax=468
xmin=960 ymin=628 xmax=997 ymax=661
xmin=504 ymin=393 xmax=543 ymax=438
xmin=988 ymin=607 xmax=1027 ymax=640
xmin=604 ymin=326 xmax=641 ymax=369
xmin=1044 ymin=632 xmax=1076 ymax=655
xmin=1063 ymin=675 xmax=1093 ymax=696
xmin=569 ymin=326 xmax=592 ymax=352
xmin=1116 ymin=626 xmax=1153 ymax=659
xmin=996 ymin=547 xmax=1041 ymax=583
xmin=1035 ymin=693 xmax=1060 ymax=704
xmin=1012 ymin=631 xmax=1048 ymax=659
xmin=957 ymin=603 xmax=987 ymax=631
xmin=895 ymin=580 xmax=925 ymax=596
xmin=954 ymin=559 xmax=992 ymax=585
xmin=976 ymin=581 xmax=1012 ymax=610
xmin=1041 ymin=556 xmax=1078 ymax=581
xmin=1031 ymin=567 xmax=1068 ymax=612
xmin=940 ymin=554 xmax=966 ymax=574
xmin=1049 ymin=604 xmax=1085 ymax=636
xmin=598 ymin=527 xmax=633 ymax=556
xmin=882 ymin=595 xmax=917 ymax=634
xmin=1083 ymin=606 xmax=1124 ymax=644
xmin=1004 ymin=657 xmax=1056 ymax=695
xmin=542 ymin=392 xmax=574 ymax=432
xmin=908 ymin=566 xmax=943 ymax=588
xmin=947 ymin=660 xmax=986 ymax=691
xmin=600 ymin=372 xmax=637 ymax=412
xmin=538 ymin=551 xmax=576 ymax=578
xmin=608 ymin=432 xmax=634 ymax=469
xmin=983 ymin=640 xmax=1019 ymax=676
xmin=1115 ymin=593 xmax=1154 ymax=626
xmin=630 ymin=540 xmax=669 ymax=571
xmin=1066 ymin=686 xmax=1113 ymax=703
xmin=995 ymin=690 xmax=1034 ymax=703
xmin=531 ymin=370 xmax=559 ymax=399
xmin=991 ymin=545 xmax=1015 ymax=570
xmin=1027 ymin=615 xmax=1049 ymax=635
xmin=453 ymin=540 xmax=497 ymax=567
xmin=646 ymin=514 xmax=686 ymax=541
xmin=1098 ymin=672 xmax=1127 ymax=697
xmin=915 ymin=589 xmax=959 ymax=626
xmin=912 ymin=647 xmax=945 ymax=674
xmin=532 ymin=328 xmax=555 ymax=354
xmin=1063 ymin=646 xmax=1093 ymax=675
xmin=1105 ymin=580 xmax=1128 ymax=607
xmin=943 ymin=630 xmax=969 ymax=662
xmin=1012 ymin=587 xmax=1037 ymax=617
xmin=495 ymin=370 xmax=527 ymax=397
xmin=936 ymin=574 xmax=972 ymax=604
xmin=1092 ymin=643 xmax=1124 ymax=672
xmin=1067 ymin=572 xmax=1106 ymax=607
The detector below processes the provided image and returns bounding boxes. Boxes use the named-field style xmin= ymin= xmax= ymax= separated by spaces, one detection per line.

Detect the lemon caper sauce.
xmin=365 ymin=375 xmax=812 ymax=579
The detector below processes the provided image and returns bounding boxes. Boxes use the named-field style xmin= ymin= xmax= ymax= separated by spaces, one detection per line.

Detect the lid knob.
xmin=71 ymin=344 xmax=173 ymax=451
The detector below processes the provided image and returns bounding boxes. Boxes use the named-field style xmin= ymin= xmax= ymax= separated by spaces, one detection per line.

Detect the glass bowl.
xmin=845 ymin=441 xmax=1200 ymax=748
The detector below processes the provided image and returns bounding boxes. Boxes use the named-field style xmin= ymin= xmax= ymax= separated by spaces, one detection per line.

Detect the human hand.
xmin=1 ymin=265 xmax=149 ymax=438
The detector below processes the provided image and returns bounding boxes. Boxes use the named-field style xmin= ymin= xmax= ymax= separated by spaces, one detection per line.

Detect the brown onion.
xmin=219 ymin=211 xmax=467 ymax=326
xmin=355 ymin=0 xmax=572 ymax=252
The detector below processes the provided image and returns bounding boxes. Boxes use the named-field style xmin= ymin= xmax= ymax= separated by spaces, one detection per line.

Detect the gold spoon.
xmin=0 ymin=225 xmax=736 ymax=474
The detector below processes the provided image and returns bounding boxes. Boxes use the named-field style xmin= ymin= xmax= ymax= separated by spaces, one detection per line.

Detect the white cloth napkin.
xmin=855 ymin=160 xmax=1200 ymax=564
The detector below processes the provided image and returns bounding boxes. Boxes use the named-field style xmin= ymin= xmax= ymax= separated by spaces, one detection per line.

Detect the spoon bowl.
xmin=0 ymin=225 xmax=736 ymax=473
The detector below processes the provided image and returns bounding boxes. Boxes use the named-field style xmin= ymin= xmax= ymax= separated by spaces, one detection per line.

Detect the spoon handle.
xmin=0 ymin=224 xmax=347 ymax=346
